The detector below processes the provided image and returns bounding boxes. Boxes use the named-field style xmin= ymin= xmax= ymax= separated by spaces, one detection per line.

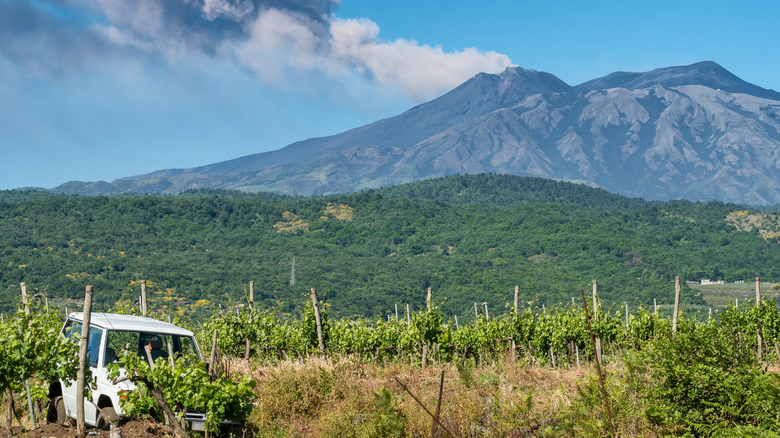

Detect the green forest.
xmin=1 ymin=174 xmax=779 ymax=319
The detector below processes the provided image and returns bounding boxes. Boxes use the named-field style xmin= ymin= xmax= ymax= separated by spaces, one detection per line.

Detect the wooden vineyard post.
xmin=581 ymin=289 xmax=616 ymax=438
xmin=15 ymin=316 xmax=35 ymax=428
xmin=756 ymin=277 xmax=763 ymax=361
xmin=209 ymin=329 xmax=218 ymax=377
xmin=592 ymin=280 xmax=602 ymax=363
xmin=141 ymin=280 xmax=147 ymax=317
xmin=426 ymin=287 xmax=432 ymax=311
xmin=311 ymin=288 xmax=325 ymax=355
xmin=672 ymin=276 xmax=681 ymax=333
xmin=19 ymin=279 xmax=37 ymax=424
xmin=21 ymin=282 xmax=30 ymax=316
xmin=245 ymin=281 xmax=254 ymax=360
xmin=406 ymin=304 xmax=411 ymax=326
xmin=77 ymin=285 xmax=94 ymax=438
xmin=432 ymin=370 xmax=445 ymax=438
xmin=511 ymin=285 xmax=519 ymax=362
xmin=290 ymin=257 xmax=296 ymax=286
xmin=625 ymin=303 xmax=629 ymax=329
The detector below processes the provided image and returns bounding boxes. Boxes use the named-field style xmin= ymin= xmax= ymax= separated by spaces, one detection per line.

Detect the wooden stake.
xmin=144 ymin=344 xmax=155 ymax=368
xmin=15 ymin=317 xmax=35 ymax=429
xmin=77 ymin=285 xmax=94 ymax=437
xmin=141 ymin=280 xmax=147 ymax=317
xmin=576 ymin=345 xmax=580 ymax=367
xmin=311 ymin=288 xmax=325 ymax=355
xmin=167 ymin=341 xmax=175 ymax=368
xmin=549 ymin=345 xmax=556 ymax=368
xmin=581 ymin=289 xmax=615 ymax=438
xmin=513 ymin=285 xmax=519 ymax=315
xmin=755 ymin=277 xmax=760 ymax=305
xmin=756 ymin=277 xmax=763 ymax=361
xmin=432 ymin=370 xmax=445 ymax=438
xmin=406 ymin=304 xmax=410 ymax=326
xmin=592 ymin=280 xmax=602 ymax=363
xmin=672 ymin=276 xmax=680 ymax=333
xmin=245 ymin=281 xmax=254 ymax=360
xmin=209 ymin=329 xmax=218 ymax=378
xmin=426 ymin=287 xmax=432 ymax=311
xmin=21 ymin=282 xmax=30 ymax=316
xmin=625 ymin=303 xmax=629 ymax=329
xmin=289 ymin=257 xmax=296 ymax=286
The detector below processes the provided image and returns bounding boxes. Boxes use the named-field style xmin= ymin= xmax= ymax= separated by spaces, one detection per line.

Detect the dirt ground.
xmin=7 ymin=419 xmax=176 ymax=438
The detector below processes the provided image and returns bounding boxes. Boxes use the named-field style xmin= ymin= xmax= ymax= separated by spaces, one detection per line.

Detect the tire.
xmin=46 ymin=396 xmax=67 ymax=425
xmin=96 ymin=406 xmax=118 ymax=430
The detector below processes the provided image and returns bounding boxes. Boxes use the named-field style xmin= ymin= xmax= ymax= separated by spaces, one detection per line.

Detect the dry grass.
xmin=240 ymin=355 xmax=646 ymax=437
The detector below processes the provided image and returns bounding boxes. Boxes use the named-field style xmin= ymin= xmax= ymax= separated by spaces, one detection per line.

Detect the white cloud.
xmin=233 ymin=10 xmax=514 ymax=102
xmin=330 ymin=17 xmax=514 ymax=101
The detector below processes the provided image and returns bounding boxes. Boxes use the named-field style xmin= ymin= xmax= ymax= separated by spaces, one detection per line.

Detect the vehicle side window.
xmin=63 ymin=320 xmax=81 ymax=340
xmin=179 ymin=336 xmax=198 ymax=357
xmin=63 ymin=321 xmax=103 ymax=368
xmin=88 ymin=327 xmax=102 ymax=368
xmin=105 ymin=330 xmax=139 ymax=367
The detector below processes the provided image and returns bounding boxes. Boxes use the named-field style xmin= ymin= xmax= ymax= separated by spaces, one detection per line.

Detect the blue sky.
xmin=1 ymin=0 xmax=778 ymax=190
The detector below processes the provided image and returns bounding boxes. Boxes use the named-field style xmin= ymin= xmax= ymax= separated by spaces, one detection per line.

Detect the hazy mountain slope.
xmin=118 ymin=67 xmax=571 ymax=180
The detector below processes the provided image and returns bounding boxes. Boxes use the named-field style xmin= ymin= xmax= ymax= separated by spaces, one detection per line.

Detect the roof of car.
xmin=67 ymin=312 xmax=195 ymax=336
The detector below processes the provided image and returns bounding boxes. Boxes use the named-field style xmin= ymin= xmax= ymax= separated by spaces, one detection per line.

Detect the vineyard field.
xmin=4 ymin=289 xmax=780 ymax=437
xmin=692 ymin=281 xmax=780 ymax=307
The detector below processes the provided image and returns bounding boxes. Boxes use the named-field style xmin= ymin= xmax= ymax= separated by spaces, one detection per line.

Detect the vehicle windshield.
xmin=104 ymin=330 xmax=199 ymax=367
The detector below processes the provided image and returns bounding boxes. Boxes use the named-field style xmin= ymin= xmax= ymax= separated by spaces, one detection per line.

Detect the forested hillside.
xmin=379 ymin=174 xmax=650 ymax=210
xmin=1 ymin=175 xmax=778 ymax=318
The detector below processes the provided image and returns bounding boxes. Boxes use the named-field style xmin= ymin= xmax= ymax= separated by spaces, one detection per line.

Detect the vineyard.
xmin=3 ymin=282 xmax=780 ymax=437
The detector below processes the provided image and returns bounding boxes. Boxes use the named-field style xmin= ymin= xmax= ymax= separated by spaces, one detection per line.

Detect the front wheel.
xmin=96 ymin=406 xmax=118 ymax=430
xmin=46 ymin=396 xmax=68 ymax=425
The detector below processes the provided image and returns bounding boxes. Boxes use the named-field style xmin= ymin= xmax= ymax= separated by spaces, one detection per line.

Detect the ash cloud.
xmin=2 ymin=0 xmax=512 ymax=101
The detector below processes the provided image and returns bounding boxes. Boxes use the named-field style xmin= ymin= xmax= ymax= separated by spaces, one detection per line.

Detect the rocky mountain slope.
xmin=54 ymin=61 xmax=780 ymax=205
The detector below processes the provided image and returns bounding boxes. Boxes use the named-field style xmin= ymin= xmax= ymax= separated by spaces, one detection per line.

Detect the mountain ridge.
xmin=50 ymin=61 xmax=780 ymax=205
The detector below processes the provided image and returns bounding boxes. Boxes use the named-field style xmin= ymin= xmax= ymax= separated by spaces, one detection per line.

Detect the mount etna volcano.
xmin=56 ymin=61 xmax=780 ymax=205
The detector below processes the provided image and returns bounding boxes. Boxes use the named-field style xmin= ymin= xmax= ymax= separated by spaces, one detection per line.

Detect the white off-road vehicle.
xmin=47 ymin=312 xmax=207 ymax=431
